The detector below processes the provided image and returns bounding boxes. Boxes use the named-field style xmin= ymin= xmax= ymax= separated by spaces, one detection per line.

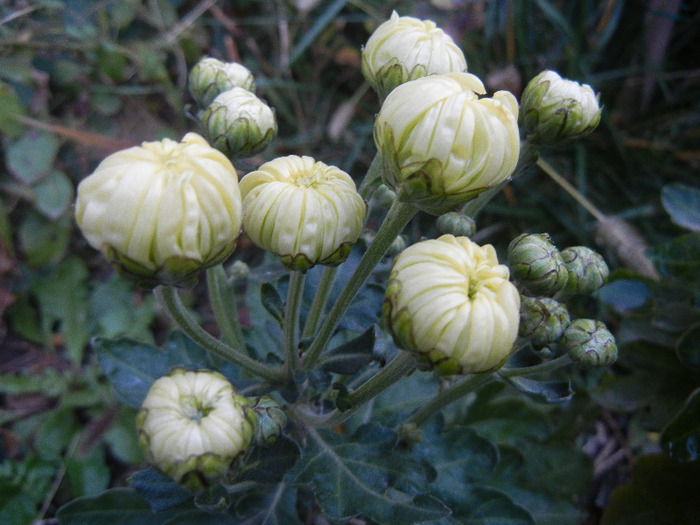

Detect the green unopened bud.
xmin=75 ymin=133 xmax=242 ymax=288
xmin=437 ymin=211 xmax=477 ymax=238
xmin=519 ymin=296 xmax=571 ymax=349
xmin=240 ymin=155 xmax=367 ymax=271
xmin=375 ymin=73 xmax=520 ymax=215
xmin=560 ymin=246 xmax=609 ymax=295
xmin=202 ymin=88 xmax=277 ymax=159
xmin=521 ymin=70 xmax=601 ymax=144
xmin=508 ymin=233 xmax=569 ymax=296
xmin=227 ymin=260 xmax=250 ymax=281
xmin=188 ymin=57 xmax=255 ymax=108
xmin=386 ymin=235 xmax=408 ymax=257
xmin=362 ymin=11 xmax=467 ymax=101
xmin=250 ymin=396 xmax=287 ymax=446
xmin=559 ymin=318 xmax=617 ymax=368
xmin=136 ymin=369 xmax=257 ymax=493
xmin=384 ymin=234 xmax=520 ymax=375
xmin=370 ymin=183 xmax=397 ymax=209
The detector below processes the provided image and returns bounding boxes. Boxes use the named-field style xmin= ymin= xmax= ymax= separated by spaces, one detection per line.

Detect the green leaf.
xmin=6 ymin=131 xmax=60 ymax=184
xmin=36 ymin=407 xmax=79 ymax=461
xmin=129 ymin=468 xmax=192 ymax=512
xmin=598 ymin=278 xmax=651 ymax=313
xmin=232 ymin=484 xmax=302 ymax=525
xmin=676 ymin=324 xmax=700 ymax=369
xmin=661 ymin=183 xmax=700 ymax=232
xmin=33 ymin=169 xmax=74 ymax=219
xmin=0 ymin=455 xmax=55 ymax=525
xmin=504 ymin=376 xmax=573 ymax=404
xmin=660 ymin=387 xmax=700 ymax=462
xmin=18 ymin=212 xmax=71 ymax=267
xmin=260 ymin=282 xmax=285 ymax=325
xmin=32 ymin=255 xmax=90 ymax=363
xmin=434 ymin=486 xmax=534 ymax=525
xmin=647 ymin=232 xmax=700 ymax=284
xmin=321 ymin=324 xmax=377 ymax=374
xmin=601 ymin=454 xmax=700 ymax=525
xmin=286 ymin=423 xmax=449 ymax=524
xmin=103 ymin=407 xmax=144 ymax=464
xmin=238 ymin=436 xmax=301 ymax=484
xmin=66 ymin=446 xmax=111 ymax=497
xmin=0 ymin=81 xmax=27 ymax=137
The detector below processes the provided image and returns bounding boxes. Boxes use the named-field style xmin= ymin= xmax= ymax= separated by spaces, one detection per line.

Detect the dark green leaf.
xmin=322 ymin=325 xmax=377 ymax=374
xmin=286 ymin=423 xmax=449 ymax=523
xmin=129 ymin=468 xmax=192 ymax=512
xmin=0 ymin=455 xmax=55 ymax=525
xmin=676 ymin=324 xmax=700 ymax=369
xmin=260 ymin=282 xmax=285 ymax=325
xmin=103 ymin=407 xmax=144 ymax=464
xmin=238 ymin=436 xmax=301 ymax=484
xmin=34 ymin=169 xmax=73 ymax=219
xmin=598 ymin=279 xmax=651 ymax=313
xmin=504 ymin=376 xmax=573 ymax=403
xmin=660 ymin=388 xmax=700 ymax=462
xmin=18 ymin=212 xmax=71 ymax=267
xmin=66 ymin=446 xmax=110 ymax=497
xmin=36 ymin=407 xmax=79 ymax=461
xmin=648 ymin=232 xmax=700 ymax=284
xmin=661 ymin=183 xmax=700 ymax=232
xmin=0 ymin=81 xmax=27 ymax=137
xmin=232 ymin=484 xmax=302 ymax=525
xmin=601 ymin=454 xmax=700 ymax=525
xmin=6 ymin=131 xmax=60 ymax=184
xmin=434 ymin=486 xmax=534 ymax=525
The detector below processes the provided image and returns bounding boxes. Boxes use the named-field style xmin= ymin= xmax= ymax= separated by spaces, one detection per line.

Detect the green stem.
xmin=283 ymin=270 xmax=306 ymax=377
xmin=154 ymin=286 xmax=286 ymax=383
xmin=206 ymin=265 xmax=246 ymax=352
xmin=402 ymin=373 xmax=496 ymax=429
xmin=498 ymin=354 xmax=574 ymax=378
xmin=300 ymin=199 xmax=418 ymax=371
xmin=357 ymin=152 xmax=383 ymax=199
xmin=302 ymin=265 xmax=337 ymax=339
xmin=295 ymin=352 xmax=417 ymax=428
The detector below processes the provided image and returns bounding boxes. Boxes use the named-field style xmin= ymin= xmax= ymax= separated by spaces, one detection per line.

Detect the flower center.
xmin=181 ymin=395 xmax=214 ymax=423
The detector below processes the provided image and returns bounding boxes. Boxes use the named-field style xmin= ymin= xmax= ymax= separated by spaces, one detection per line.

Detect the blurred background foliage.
xmin=0 ymin=0 xmax=699 ymax=523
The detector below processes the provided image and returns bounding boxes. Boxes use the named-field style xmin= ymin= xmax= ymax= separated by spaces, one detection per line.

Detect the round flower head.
xmin=202 ymin=87 xmax=277 ymax=159
xmin=362 ymin=11 xmax=468 ymax=101
xmin=383 ymin=234 xmax=521 ymax=375
xmin=374 ymin=72 xmax=520 ymax=215
xmin=520 ymin=70 xmax=601 ymax=144
xmin=188 ymin=57 xmax=256 ymax=108
xmin=136 ymin=369 xmax=257 ymax=492
xmin=239 ymin=155 xmax=367 ymax=271
xmin=507 ymin=233 xmax=569 ymax=296
xmin=75 ymin=133 xmax=242 ymax=287
xmin=560 ymin=246 xmax=609 ymax=295
xmin=559 ymin=319 xmax=617 ymax=368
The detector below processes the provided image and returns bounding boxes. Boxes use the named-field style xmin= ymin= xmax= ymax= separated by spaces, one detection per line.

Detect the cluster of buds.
xmin=137 ymin=369 xmax=257 ymax=492
xmin=189 ymin=56 xmax=277 ymax=159
xmin=520 ymin=70 xmax=601 ymax=145
xmin=383 ymin=234 xmax=520 ymax=375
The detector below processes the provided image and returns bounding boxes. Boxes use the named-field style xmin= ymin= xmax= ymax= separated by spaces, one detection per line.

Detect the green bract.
xmin=519 ymin=296 xmax=571 ymax=349
xmin=374 ymin=72 xmax=520 ymax=215
xmin=521 ymin=69 xmax=601 ymax=144
xmin=136 ymin=368 xmax=257 ymax=493
xmin=508 ymin=233 xmax=569 ymax=296
xmin=559 ymin=318 xmax=618 ymax=368
xmin=188 ymin=57 xmax=256 ymax=108
xmin=74 ymin=133 xmax=242 ymax=288
xmin=361 ymin=10 xmax=467 ymax=101
xmin=560 ymin=245 xmax=609 ymax=294
xmin=202 ymin=87 xmax=277 ymax=159
xmin=383 ymin=234 xmax=521 ymax=375
xmin=239 ymin=155 xmax=367 ymax=271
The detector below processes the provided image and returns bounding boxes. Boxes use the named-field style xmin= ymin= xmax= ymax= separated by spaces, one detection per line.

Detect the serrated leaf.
xmin=129 ymin=468 xmax=192 ymax=512
xmin=601 ymin=454 xmax=700 ymax=525
xmin=661 ymin=183 xmax=700 ymax=232
xmin=232 ymin=484 xmax=302 ymax=525
xmin=504 ymin=376 xmax=573 ymax=403
xmin=437 ymin=486 xmax=534 ymax=525
xmin=6 ymin=131 xmax=60 ymax=184
xmin=286 ymin=423 xmax=449 ymax=524
xmin=238 ymin=436 xmax=301 ymax=484
xmin=660 ymin=387 xmax=700 ymax=462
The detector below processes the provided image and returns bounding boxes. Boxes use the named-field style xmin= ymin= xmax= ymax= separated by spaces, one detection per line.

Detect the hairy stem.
xmin=302 ymin=265 xmax=337 ymax=339
xmin=498 ymin=354 xmax=574 ymax=378
xmin=206 ymin=265 xmax=246 ymax=352
xmin=283 ymin=270 xmax=306 ymax=377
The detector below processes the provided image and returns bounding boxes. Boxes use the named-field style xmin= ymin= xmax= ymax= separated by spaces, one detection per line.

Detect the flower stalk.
xmin=302 ymin=265 xmax=338 ymax=339
xmin=283 ymin=270 xmax=306 ymax=377
xmin=206 ymin=265 xmax=246 ymax=352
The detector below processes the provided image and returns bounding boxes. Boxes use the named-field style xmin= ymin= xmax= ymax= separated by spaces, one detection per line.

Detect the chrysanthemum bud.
xmin=508 ymin=233 xmax=569 ymax=296
xmin=370 ymin=183 xmax=397 ymax=209
xmin=560 ymin=246 xmax=609 ymax=295
xmin=519 ymin=296 xmax=571 ymax=349
xmin=228 ymin=260 xmax=250 ymax=281
xmin=437 ymin=211 xmax=476 ymax=238
xmin=188 ymin=57 xmax=255 ymax=108
xmin=374 ymin=72 xmax=520 ymax=215
xmin=250 ymin=396 xmax=287 ymax=446
xmin=559 ymin=318 xmax=617 ymax=368
xmin=520 ymin=70 xmax=601 ymax=144
xmin=202 ymin=88 xmax=277 ymax=159
xmin=136 ymin=369 xmax=257 ymax=493
xmin=362 ymin=11 xmax=468 ymax=101
xmin=75 ymin=133 xmax=242 ymax=287
xmin=383 ymin=234 xmax=521 ymax=375
xmin=239 ymin=155 xmax=367 ymax=271
xmin=386 ymin=235 xmax=408 ymax=257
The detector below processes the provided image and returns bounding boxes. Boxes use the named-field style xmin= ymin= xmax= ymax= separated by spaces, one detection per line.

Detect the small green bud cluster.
xmin=189 ymin=56 xmax=277 ymax=159
xmin=250 ymin=395 xmax=288 ymax=446
xmin=559 ymin=319 xmax=617 ymax=368
xmin=437 ymin=211 xmax=477 ymax=238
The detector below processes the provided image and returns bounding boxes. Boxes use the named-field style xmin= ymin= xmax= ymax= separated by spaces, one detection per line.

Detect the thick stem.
xmin=402 ymin=373 xmax=496 ymax=429
xmin=498 ymin=354 xmax=574 ymax=378
xmin=206 ymin=265 xmax=246 ymax=352
xmin=300 ymin=199 xmax=418 ymax=371
xmin=302 ymin=265 xmax=337 ymax=339
xmin=283 ymin=270 xmax=306 ymax=377
xmin=294 ymin=351 xmax=417 ymax=428
xmin=154 ymin=286 xmax=286 ymax=383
